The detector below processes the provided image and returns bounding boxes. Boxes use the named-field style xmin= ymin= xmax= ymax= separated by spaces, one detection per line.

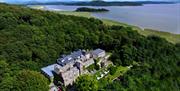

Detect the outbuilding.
xmin=92 ymin=48 xmax=105 ymax=58
xmin=41 ymin=64 xmax=57 ymax=81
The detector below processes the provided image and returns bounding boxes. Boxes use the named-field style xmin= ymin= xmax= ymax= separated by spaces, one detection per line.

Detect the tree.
xmin=0 ymin=60 xmax=14 ymax=91
xmin=109 ymin=66 xmax=117 ymax=75
xmin=0 ymin=3 xmax=179 ymax=91
xmin=0 ymin=60 xmax=10 ymax=81
xmin=0 ymin=76 xmax=14 ymax=91
xmin=75 ymin=75 xmax=98 ymax=91
xmin=14 ymin=70 xmax=49 ymax=91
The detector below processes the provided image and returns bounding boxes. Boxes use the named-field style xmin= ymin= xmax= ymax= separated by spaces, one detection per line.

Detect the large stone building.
xmin=41 ymin=48 xmax=108 ymax=86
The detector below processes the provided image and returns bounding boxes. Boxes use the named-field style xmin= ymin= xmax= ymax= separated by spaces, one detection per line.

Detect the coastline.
xmin=29 ymin=6 xmax=180 ymax=44
xmin=101 ymin=19 xmax=180 ymax=44
xmin=55 ymin=10 xmax=180 ymax=44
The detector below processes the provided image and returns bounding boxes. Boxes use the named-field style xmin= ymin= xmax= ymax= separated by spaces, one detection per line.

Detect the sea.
xmin=32 ymin=4 xmax=180 ymax=34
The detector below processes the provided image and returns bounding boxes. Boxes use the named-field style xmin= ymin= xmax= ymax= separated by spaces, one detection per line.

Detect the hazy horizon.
xmin=0 ymin=0 xmax=179 ymax=4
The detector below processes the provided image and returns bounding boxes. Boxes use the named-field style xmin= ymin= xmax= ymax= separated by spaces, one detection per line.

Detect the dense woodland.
xmin=0 ymin=3 xmax=179 ymax=91
xmin=75 ymin=7 xmax=109 ymax=12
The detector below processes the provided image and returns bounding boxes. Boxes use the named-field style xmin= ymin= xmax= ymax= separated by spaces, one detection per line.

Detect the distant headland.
xmin=25 ymin=1 xmax=176 ymax=6
xmin=75 ymin=7 xmax=109 ymax=12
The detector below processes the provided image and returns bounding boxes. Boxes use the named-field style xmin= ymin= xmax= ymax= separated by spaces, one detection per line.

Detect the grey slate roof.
xmin=57 ymin=50 xmax=83 ymax=66
xmin=41 ymin=64 xmax=58 ymax=78
xmin=71 ymin=50 xmax=83 ymax=59
xmin=92 ymin=48 xmax=105 ymax=55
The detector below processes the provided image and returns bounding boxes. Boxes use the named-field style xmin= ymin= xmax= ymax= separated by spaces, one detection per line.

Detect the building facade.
xmin=41 ymin=48 xmax=108 ymax=86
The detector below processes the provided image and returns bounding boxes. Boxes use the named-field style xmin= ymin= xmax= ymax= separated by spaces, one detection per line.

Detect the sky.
xmin=0 ymin=0 xmax=179 ymax=3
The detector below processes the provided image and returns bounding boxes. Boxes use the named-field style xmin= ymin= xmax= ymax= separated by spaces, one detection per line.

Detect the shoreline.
xmin=29 ymin=6 xmax=180 ymax=44
xmin=102 ymin=18 xmax=180 ymax=35
xmin=100 ymin=18 xmax=180 ymax=44
xmin=55 ymin=11 xmax=180 ymax=44
xmin=30 ymin=5 xmax=179 ymax=34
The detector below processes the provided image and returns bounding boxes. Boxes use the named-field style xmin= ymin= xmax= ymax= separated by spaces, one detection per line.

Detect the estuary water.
xmin=41 ymin=4 xmax=180 ymax=34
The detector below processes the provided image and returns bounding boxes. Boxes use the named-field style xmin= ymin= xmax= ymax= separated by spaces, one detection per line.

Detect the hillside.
xmin=0 ymin=3 xmax=179 ymax=91
xmin=56 ymin=11 xmax=180 ymax=44
xmin=102 ymin=19 xmax=180 ymax=44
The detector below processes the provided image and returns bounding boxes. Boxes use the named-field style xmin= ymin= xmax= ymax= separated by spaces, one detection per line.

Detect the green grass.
xmin=55 ymin=11 xmax=180 ymax=44
xmin=105 ymin=66 xmax=129 ymax=81
xmin=55 ymin=11 xmax=92 ymax=18
xmin=86 ymin=64 xmax=95 ymax=71
xmin=141 ymin=29 xmax=180 ymax=44
xmin=106 ymin=52 xmax=112 ymax=56
xmin=29 ymin=5 xmax=45 ymax=10
xmin=94 ymin=68 xmax=105 ymax=77
xmin=102 ymin=19 xmax=142 ymax=31
xmin=102 ymin=19 xmax=180 ymax=44
xmin=93 ymin=65 xmax=129 ymax=81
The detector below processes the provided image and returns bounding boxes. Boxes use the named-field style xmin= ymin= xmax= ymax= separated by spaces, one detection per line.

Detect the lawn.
xmin=54 ymin=11 xmax=180 ymax=44
xmin=93 ymin=65 xmax=129 ymax=81
xmin=105 ymin=66 xmax=129 ymax=81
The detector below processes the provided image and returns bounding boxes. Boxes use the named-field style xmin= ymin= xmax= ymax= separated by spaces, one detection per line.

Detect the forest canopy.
xmin=0 ymin=3 xmax=179 ymax=91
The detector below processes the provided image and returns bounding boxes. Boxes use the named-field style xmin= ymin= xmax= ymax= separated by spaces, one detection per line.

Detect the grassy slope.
xmin=106 ymin=66 xmax=129 ymax=81
xmin=46 ymin=10 xmax=180 ymax=44
xmin=103 ymin=19 xmax=180 ymax=44
xmin=29 ymin=5 xmax=45 ymax=9
xmin=141 ymin=29 xmax=180 ymax=44
xmin=55 ymin=11 xmax=92 ymax=18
